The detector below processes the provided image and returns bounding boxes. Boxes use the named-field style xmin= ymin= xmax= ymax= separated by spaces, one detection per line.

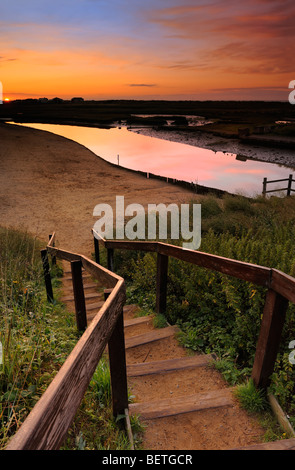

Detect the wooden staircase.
xmin=60 ymin=263 xmax=287 ymax=450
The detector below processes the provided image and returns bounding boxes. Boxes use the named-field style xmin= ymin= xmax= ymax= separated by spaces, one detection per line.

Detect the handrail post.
xmin=107 ymin=248 xmax=114 ymax=272
xmin=71 ymin=260 xmax=87 ymax=332
xmin=49 ymin=234 xmax=56 ymax=265
xmin=251 ymin=288 xmax=289 ymax=389
xmin=41 ymin=249 xmax=54 ymax=303
xmin=104 ymin=289 xmax=129 ymax=421
xmin=94 ymin=235 xmax=100 ymax=265
xmin=156 ymin=252 xmax=168 ymax=314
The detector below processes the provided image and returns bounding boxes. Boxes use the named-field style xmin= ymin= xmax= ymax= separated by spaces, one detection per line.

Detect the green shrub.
xmin=224 ymin=195 xmax=254 ymax=215
xmin=200 ymin=197 xmax=223 ymax=218
xmin=117 ymin=195 xmax=295 ymax=421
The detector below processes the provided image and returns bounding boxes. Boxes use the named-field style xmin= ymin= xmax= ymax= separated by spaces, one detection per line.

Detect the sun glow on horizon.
xmin=0 ymin=0 xmax=293 ymax=101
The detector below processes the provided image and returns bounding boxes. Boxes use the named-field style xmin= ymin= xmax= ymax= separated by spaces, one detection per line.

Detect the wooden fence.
xmin=263 ymin=174 xmax=295 ymax=197
xmin=6 ymin=233 xmax=129 ymax=450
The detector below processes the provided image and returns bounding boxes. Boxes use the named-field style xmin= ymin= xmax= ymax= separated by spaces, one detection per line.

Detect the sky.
xmin=0 ymin=0 xmax=294 ymax=101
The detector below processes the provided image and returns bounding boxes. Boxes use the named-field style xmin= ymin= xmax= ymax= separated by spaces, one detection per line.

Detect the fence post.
xmin=287 ymin=174 xmax=293 ymax=196
xmin=262 ymin=177 xmax=267 ymax=197
xmin=251 ymin=289 xmax=289 ymax=389
xmin=104 ymin=289 xmax=129 ymax=420
xmin=107 ymin=248 xmax=114 ymax=272
xmin=156 ymin=252 xmax=168 ymax=314
xmin=41 ymin=249 xmax=54 ymax=303
xmin=71 ymin=260 xmax=87 ymax=332
xmin=94 ymin=236 xmax=100 ymax=265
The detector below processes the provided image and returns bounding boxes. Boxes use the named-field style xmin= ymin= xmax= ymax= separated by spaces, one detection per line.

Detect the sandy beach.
xmin=0 ymin=123 xmax=196 ymax=254
xmin=131 ymin=127 xmax=295 ymax=169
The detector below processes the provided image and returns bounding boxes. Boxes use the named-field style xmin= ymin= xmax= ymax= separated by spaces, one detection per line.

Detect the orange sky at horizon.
xmin=1 ymin=1 xmax=294 ymax=102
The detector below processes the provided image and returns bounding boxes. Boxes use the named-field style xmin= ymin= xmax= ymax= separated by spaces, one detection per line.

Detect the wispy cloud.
xmin=127 ymin=83 xmax=157 ymax=87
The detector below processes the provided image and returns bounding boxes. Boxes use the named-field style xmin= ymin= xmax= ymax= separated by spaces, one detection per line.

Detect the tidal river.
xmin=11 ymin=122 xmax=294 ymax=197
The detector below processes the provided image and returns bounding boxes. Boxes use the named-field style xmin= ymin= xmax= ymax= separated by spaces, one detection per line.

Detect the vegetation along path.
xmin=61 ymin=260 xmax=272 ymax=451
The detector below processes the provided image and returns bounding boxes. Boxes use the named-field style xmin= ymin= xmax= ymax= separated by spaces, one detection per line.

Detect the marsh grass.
xmin=0 ymin=227 xmax=140 ymax=450
xmin=0 ymin=227 xmax=80 ymax=448
xmin=62 ymin=355 xmax=145 ymax=450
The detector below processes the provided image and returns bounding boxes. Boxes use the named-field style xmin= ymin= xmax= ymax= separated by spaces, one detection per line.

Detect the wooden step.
xmin=232 ymin=438 xmax=295 ymax=450
xmin=129 ymin=389 xmax=234 ymax=420
xmin=62 ymin=283 xmax=99 ymax=293
xmin=127 ymin=354 xmax=215 ymax=377
xmin=63 ymin=268 xmax=87 ymax=275
xmin=86 ymin=300 xmax=104 ymax=312
xmin=82 ymin=283 xmax=100 ymax=290
xmin=61 ymin=292 xmax=102 ymax=302
xmin=125 ymin=326 xmax=178 ymax=350
xmin=124 ymin=315 xmax=153 ymax=328
xmin=63 ymin=274 xmax=91 ymax=282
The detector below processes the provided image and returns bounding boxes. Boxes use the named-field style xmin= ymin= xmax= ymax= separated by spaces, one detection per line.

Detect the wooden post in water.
xmin=41 ymin=249 xmax=54 ymax=303
xmin=252 ymin=289 xmax=289 ymax=389
xmin=287 ymin=174 xmax=293 ymax=196
xmin=71 ymin=260 xmax=87 ymax=332
xmin=156 ymin=252 xmax=168 ymax=314
xmin=104 ymin=289 xmax=128 ymax=420
xmin=262 ymin=178 xmax=267 ymax=197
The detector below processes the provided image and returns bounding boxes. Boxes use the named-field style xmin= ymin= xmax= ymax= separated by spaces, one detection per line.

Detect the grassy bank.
xmin=112 ymin=194 xmax=295 ymax=431
xmin=0 ymin=227 xmax=140 ymax=450
xmin=0 ymin=227 xmax=78 ymax=448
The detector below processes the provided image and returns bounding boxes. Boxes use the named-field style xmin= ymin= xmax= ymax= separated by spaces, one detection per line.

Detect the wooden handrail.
xmin=6 ymin=233 xmax=128 ymax=450
xmin=92 ymin=229 xmax=272 ymax=286
xmin=92 ymin=229 xmax=295 ymax=390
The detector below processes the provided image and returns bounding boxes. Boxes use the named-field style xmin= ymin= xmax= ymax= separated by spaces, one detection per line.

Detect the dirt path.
xmin=0 ymin=123 xmax=196 ymax=254
xmin=61 ymin=264 xmax=266 ymax=450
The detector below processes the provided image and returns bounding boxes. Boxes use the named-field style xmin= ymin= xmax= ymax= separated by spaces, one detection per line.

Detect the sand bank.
xmin=0 ymin=123 xmax=197 ymax=253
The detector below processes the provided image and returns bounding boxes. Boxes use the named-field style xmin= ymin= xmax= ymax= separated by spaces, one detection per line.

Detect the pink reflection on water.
xmin=15 ymin=123 xmax=293 ymax=196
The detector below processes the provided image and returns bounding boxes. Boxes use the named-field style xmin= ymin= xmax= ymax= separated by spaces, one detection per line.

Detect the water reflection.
xmin=12 ymin=123 xmax=293 ymax=197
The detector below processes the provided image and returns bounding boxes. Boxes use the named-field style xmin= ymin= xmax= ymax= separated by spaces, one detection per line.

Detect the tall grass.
xmin=0 ymin=227 xmax=79 ymax=448
xmin=0 ymin=227 xmax=142 ymax=450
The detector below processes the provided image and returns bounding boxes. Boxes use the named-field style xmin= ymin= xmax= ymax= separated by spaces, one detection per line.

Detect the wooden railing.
xmin=262 ymin=174 xmax=295 ymax=197
xmin=6 ymin=233 xmax=129 ymax=450
xmin=6 ymin=229 xmax=295 ymax=450
xmin=92 ymin=229 xmax=295 ymax=391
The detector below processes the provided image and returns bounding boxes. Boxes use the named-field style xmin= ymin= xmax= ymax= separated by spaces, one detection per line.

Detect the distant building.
xmin=71 ymin=97 xmax=84 ymax=103
xmin=51 ymin=97 xmax=64 ymax=103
